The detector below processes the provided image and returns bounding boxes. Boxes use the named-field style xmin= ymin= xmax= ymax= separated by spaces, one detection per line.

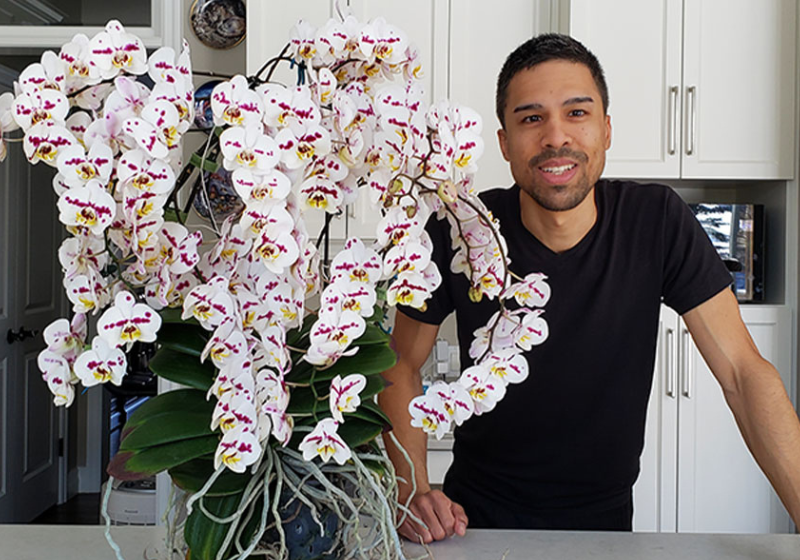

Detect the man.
xmin=378 ymin=34 xmax=800 ymax=542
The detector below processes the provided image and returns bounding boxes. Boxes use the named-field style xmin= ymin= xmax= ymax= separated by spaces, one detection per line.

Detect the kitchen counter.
xmin=1 ymin=525 xmax=799 ymax=560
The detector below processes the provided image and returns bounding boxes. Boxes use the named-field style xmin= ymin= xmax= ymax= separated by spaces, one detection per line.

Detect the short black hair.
xmin=495 ymin=33 xmax=609 ymax=128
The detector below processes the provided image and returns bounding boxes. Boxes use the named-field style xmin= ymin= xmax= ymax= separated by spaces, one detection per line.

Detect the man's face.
xmin=498 ymin=60 xmax=612 ymax=212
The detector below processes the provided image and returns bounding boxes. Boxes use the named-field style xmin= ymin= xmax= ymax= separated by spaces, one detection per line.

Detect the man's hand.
xmin=397 ymin=489 xmax=468 ymax=543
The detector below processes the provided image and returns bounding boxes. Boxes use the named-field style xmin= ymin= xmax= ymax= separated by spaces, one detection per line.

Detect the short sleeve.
xmin=661 ymin=189 xmax=733 ymax=315
xmin=397 ymin=214 xmax=456 ymax=325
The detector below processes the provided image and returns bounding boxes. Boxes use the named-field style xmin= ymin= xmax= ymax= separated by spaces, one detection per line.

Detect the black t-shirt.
xmin=400 ymin=180 xmax=732 ymax=515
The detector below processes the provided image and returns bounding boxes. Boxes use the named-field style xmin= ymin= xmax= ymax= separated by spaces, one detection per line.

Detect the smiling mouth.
xmin=540 ymin=163 xmax=577 ymax=175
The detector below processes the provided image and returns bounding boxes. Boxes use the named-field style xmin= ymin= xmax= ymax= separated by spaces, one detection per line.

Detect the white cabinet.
xmin=634 ymin=304 xmax=794 ymax=533
xmin=569 ymin=0 xmax=796 ymax=180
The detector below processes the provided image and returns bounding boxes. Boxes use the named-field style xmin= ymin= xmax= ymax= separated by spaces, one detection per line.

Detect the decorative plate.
xmin=189 ymin=0 xmax=246 ymax=50
xmin=192 ymin=167 xmax=245 ymax=223
xmin=193 ymin=80 xmax=222 ymax=130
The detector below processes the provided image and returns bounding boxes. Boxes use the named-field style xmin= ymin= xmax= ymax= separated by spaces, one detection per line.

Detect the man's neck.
xmin=519 ymin=187 xmax=598 ymax=254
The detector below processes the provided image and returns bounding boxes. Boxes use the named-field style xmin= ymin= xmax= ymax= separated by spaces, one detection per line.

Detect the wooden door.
xmin=681 ymin=0 xmax=796 ymax=179
xmin=569 ymin=0 xmax=683 ymax=179
xmin=0 ymin=58 xmax=65 ymax=523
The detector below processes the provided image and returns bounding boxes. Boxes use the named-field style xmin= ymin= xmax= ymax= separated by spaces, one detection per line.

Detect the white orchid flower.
xmin=289 ymin=20 xmax=318 ymax=63
xmin=259 ymin=84 xmax=321 ymax=130
xmin=232 ymin=168 xmax=292 ymax=204
xmin=57 ymin=179 xmax=115 ymax=235
xmin=198 ymin=220 xmax=252 ymax=278
xmin=18 ymin=51 xmax=66 ymax=94
xmin=103 ymin=76 xmax=151 ymax=121
xmin=314 ymin=20 xmax=346 ymax=65
xmin=330 ymin=237 xmax=383 ymax=284
xmin=144 ymin=271 xmax=199 ymax=310
xmin=159 ymin=222 xmax=202 ymax=276
xmin=256 ymin=368 xmax=290 ymax=413
xmin=257 ymin=275 xmax=303 ymax=330
xmin=211 ymin=75 xmax=263 ymax=127
xmin=124 ymin=99 xmax=186 ymax=159
xmin=503 ymin=272 xmax=552 ymax=308
xmin=212 ymin=392 xmax=258 ymax=434
xmin=117 ymin=148 xmax=176 ymax=194
xmin=386 ymin=271 xmax=433 ymax=309
xmin=84 ymin=111 xmax=128 ymax=154
xmin=408 ymin=392 xmax=451 ymax=440
xmin=47 ymin=372 xmax=76 ymax=407
xmin=214 ymin=425 xmax=261 ymax=473
xmin=329 ymin=373 xmax=367 ymax=423
xmin=22 ymin=122 xmax=76 ymax=167
xmin=182 ymin=276 xmax=236 ymax=329
xmin=251 ymin=224 xmax=300 ymax=275
xmin=275 ymin=124 xmax=331 ymax=170
xmin=359 ymin=17 xmax=408 ymax=66
xmin=310 ymin=308 xmax=366 ymax=354
xmin=207 ymin=358 xmax=256 ymax=403
xmin=42 ymin=314 xmax=87 ymax=366
xmin=13 ymin=88 xmax=69 ymax=131
xmin=258 ymin=324 xmax=291 ymax=371
xmin=97 ymin=290 xmax=162 ymax=349
xmin=220 ymin=124 xmax=279 ymax=173
xmin=299 ymin=418 xmax=352 ymax=465
xmin=60 ymin=33 xmax=100 ymax=85
xmin=322 ymin=279 xmax=376 ymax=318
xmin=65 ymin=273 xmax=108 ymax=315
xmin=482 ymin=349 xmax=529 ymax=386
xmin=312 ymin=67 xmax=337 ymax=104
xmin=513 ymin=309 xmax=549 ymax=351
xmin=147 ymin=42 xmax=192 ymax=87
xmin=468 ymin=309 xmax=519 ymax=360
xmin=376 ymin=203 xmax=427 ymax=248
xmin=459 ymin=364 xmax=507 ymax=415
xmin=73 ymin=336 xmax=127 ymax=387
xmin=429 ymin=381 xmax=474 ymax=427
xmin=298 ymin=154 xmax=348 ymax=211
xmin=88 ymin=20 xmax=147 ymax=79
xmin=269 ymin=412 xmax=293 ymax=446
xmin=56 ymin=143 xmax=113 ymax=187
xmin=382 ymin=238 xmax=432 ymax=279
xmin=151 ymin=76 xmax=194 ymax=124
xmin=37 ymin=349 xmax=70 ymax=382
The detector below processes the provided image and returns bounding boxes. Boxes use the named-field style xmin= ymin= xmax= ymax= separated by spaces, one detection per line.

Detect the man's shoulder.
xmin=477 ymin=184 xmax=519 ymax=211
xmin=597 ymin=179 xmax=678 ymax=210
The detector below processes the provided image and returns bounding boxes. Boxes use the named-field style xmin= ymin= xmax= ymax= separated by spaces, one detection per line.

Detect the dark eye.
xmin=522 ymin=114 xmax=541 ymax=123
xmin=569 ymin=109 xmax=587 ymax=117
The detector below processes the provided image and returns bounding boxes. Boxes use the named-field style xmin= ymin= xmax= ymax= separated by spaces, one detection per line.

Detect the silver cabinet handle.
xmin=665 ymin=327 xmax=676 ymax=398
xmin=681 ymin=327 xmax=693 ymax=398
xmin=685 ymin=86 xmax=696 ymax=156
xmin=668 ymin=86 xmax=679 ymax=155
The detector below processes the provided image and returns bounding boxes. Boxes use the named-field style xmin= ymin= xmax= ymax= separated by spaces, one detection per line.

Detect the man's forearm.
xmin=379 ymin=359 xmax=431 ymax=501
xmin=725 ymin=359 xmax=800 ymax=526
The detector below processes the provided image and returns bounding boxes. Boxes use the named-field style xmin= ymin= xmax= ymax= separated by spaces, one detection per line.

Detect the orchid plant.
xmin=1 ymin=8 xmax=549 ymax=560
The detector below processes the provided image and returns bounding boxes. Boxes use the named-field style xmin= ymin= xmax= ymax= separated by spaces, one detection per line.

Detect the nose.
xmin=540 ymin=115 xmax=572 ymax=149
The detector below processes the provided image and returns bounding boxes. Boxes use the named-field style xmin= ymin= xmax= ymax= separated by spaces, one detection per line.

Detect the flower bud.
xmin=468 ymin=285 xmax=483 ymax=303
xmin=437 ymin=180 xmax=457 ymax=203
xmin=404 ymin=205 xmax=418 ymax=219
xmin=389 ymin=177 xmax=404 ymax=194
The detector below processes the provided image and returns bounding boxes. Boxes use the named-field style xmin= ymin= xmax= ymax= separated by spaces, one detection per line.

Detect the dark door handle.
xmin=6 ymin=327 xmax=40 ymax=344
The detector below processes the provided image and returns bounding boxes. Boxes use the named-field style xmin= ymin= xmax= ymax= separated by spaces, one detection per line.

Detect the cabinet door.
xmin=634 ymin=306 xmax=679 ymax=532
xmin=570 ymin=0 xmax=683 ymax=179
xmin=676 ymin=306 xmax=793 ymax=533
xmin=681 ymin=0 xmax=796 ymax=179
xmin=450 ymin=0 xmax=548 ymax=191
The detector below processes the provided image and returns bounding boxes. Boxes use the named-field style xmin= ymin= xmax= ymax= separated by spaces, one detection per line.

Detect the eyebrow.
xmin=512 ymin=96 xmax=595 ymax=113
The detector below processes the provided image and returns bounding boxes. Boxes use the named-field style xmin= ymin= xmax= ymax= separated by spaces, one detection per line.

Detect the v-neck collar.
xmin=509 ymin=183 xmax=603 ymax=261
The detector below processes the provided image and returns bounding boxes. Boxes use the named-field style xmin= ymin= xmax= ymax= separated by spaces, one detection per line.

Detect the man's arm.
xmin=378 ymin=310 xmax=468 ymax=542
xmin=683 ymin=288 xmax=800 ymax=526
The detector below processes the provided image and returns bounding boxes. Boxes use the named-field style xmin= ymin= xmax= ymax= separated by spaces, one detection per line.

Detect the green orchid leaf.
xmin=284 ymin=358 xmax=313 ymax=384
xmin=352 ymin=323 xmax=391 ymax=346
xmin=349 ymin=398 xmax=391 ymax=427
xmin=148 ymin=348 xmax=216 ymax=391
xmin=156 ymin=322 xmax=209 ymax=358
xmin=360 ymin=458 xmax=387 ymax=478
xmin=313 ymin=342 xmax=397 ymax=383
xmin=185 ymin=492 xmax=243 ymax=560
xmin=123 ymin=389 xmax=211 ymax=435
xmin=338 ymin=417 xmax=384 ymax=448
xmin=286 ymin=314 xmax=316 ymax=347
xmin=169 ymin=458 xmax=251 ymax=497
xmin=119 ymin=411 xmax=214 ymax=452
xmin=107 ymin=435 xmax=218 ymax=481
xmin=285 ymin=385 xmax=323 ymax=415
xmin=361 ymin=373 xmax=388 ymax=400
xmin=189 ymin=152 xmax=220 ymax=173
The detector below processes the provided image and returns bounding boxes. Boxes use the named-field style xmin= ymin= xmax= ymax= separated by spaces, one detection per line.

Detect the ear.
xmin=497 ymin=127 xmax=510 ymax=162
xmin=604 ymin=114 xmax=612 ymax=150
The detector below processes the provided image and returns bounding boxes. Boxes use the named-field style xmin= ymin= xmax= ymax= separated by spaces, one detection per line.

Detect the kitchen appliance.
xmin=688 ymin=203 xmax=765 ymax=302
